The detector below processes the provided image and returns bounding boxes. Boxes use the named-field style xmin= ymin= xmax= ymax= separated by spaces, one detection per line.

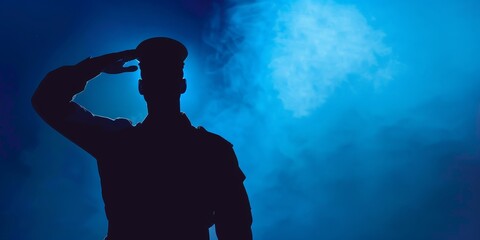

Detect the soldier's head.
xmin=136 ymin=37 xmax=188 ymax=104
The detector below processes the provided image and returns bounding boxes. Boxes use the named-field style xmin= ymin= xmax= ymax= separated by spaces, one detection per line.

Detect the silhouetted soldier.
xmin=32 ymin=37 xmax=253 ymax=240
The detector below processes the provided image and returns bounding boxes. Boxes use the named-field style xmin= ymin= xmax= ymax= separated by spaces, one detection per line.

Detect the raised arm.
xmin=31 ymin=50 xmax=138 ymax=155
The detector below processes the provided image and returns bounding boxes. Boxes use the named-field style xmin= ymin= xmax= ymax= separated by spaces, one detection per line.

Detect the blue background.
xmin=1 ymin=0 xmax=479 ymax=239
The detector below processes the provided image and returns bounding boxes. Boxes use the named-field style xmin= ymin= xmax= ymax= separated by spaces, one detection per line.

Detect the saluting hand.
xmin=98 ymin=50 xmax=138 ymax=74
xmin=77 ymin=50 xmax=138 ymax=78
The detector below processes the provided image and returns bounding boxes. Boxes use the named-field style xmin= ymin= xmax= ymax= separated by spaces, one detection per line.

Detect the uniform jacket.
xmin=32 ymin=61 xmax=253 ymax=240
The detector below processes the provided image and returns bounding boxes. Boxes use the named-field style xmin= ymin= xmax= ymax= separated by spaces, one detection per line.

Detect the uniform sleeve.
xmin=218 ymin=144 xmax=246 ymax=184
xmin=32 ymin=60 xmax=132 ymax=157
xmin=214 ymin=146 xmax=253 ymax=240
xmin=197 ymin=128 xmax=253 ymax=240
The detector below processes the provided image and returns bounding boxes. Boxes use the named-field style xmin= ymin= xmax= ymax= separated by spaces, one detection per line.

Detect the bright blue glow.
xmin=206 ymin=0 xmax=397 ymax=117
xmin=2 ymin=0 xmax=480 ymax=239
xmin=202 ymin=0 xmax=480 ymax=239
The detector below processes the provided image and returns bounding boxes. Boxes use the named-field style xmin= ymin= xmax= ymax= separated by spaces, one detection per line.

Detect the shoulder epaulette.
xmin=196 ymin=126 xmax=233 ymax=147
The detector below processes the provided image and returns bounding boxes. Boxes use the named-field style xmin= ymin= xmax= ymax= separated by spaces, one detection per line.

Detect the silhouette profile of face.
xmin=136 ymin=37 xmax=188 ymax=103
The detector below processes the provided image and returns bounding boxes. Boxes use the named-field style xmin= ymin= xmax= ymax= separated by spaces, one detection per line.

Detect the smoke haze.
xmin=1 ymin=0 xmax=479 ymax=239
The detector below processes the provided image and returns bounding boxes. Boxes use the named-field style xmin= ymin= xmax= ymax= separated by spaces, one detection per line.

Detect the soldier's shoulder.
xmin=196 ymin=126 xmax=233 ymax=148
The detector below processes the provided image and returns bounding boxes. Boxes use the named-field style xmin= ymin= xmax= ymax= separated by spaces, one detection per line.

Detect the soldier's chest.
xmin=104 ymin=129 xmax=208 ymax=182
